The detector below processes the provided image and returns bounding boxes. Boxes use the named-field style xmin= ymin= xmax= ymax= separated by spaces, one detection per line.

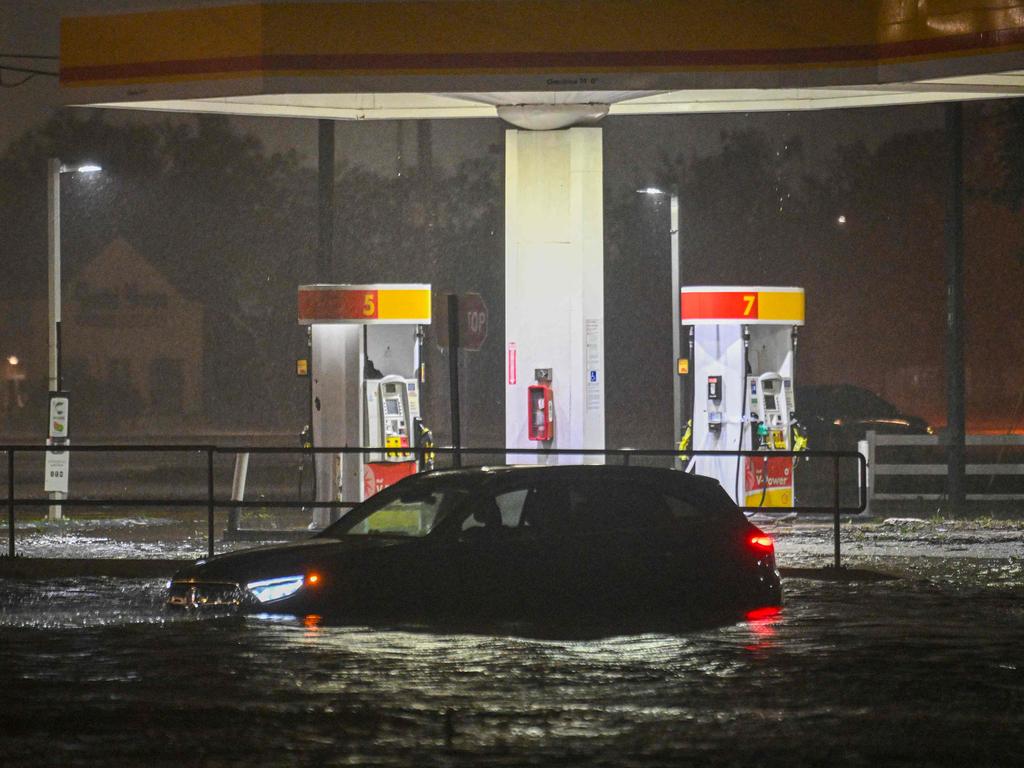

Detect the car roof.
xmin=416 ymin=464 xmax=725 ymax=493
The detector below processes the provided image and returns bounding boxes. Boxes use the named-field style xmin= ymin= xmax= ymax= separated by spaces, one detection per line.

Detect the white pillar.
xmin=505 ymin=128 xmax=605 ymax=463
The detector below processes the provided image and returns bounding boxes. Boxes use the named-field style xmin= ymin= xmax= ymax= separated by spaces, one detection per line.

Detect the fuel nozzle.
xmin=756 ymin=421 xmax=769 ymax=449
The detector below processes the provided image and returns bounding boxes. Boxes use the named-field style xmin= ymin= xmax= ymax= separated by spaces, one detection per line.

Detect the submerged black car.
xmin=168 ymin=465 xmax=781 ymax=629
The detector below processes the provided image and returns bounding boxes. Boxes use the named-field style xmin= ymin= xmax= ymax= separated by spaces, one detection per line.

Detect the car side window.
xmin=459 ymin=488 xmax=530 ymax=532
xmin=662 ymin=492 xmax=706 ymax=523
xmin=520 ymin=483 xmax=566 ymax=529
xmin=521 ymin=480 xmax=673 ymax=533
xmin=496 ymin=489 xmax=528 ymax=527
xmin=594 ymin=483 xmax=674 ymax=530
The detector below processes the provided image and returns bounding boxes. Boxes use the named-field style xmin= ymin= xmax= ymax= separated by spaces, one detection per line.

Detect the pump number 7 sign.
xmin=679 ymin=288 xmax=804 ymax=325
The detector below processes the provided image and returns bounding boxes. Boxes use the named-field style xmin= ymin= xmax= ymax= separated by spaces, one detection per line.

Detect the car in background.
xmin=796 ymin=384 xmax=932 ymax=451
xmin=167 ymin=465 xmax=781 ymax=631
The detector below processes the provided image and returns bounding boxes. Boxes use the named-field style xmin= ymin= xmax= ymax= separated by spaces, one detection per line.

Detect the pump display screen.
xmin=764 ymin=394 xmax=777 ymax=411
xmin=384 ymin=398 xmax=402 ymax=417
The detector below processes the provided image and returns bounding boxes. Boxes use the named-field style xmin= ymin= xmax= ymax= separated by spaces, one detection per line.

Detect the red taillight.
xmin=749 ymin=534 xmax=774 ymax=551
xmin=746 ymin=606 xmax=781 ymax=621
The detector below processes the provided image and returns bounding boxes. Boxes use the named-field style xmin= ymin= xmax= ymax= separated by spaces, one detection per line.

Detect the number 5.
xmin=362 ymin=293 xmax=376 ymax=317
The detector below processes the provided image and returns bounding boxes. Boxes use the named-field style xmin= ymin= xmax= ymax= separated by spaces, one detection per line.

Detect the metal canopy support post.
xmin=317 ymin=120 xmax=335 ymax=278
xmin=447 ymin=294 xmax=463 ymax=468
xmin=945 ymin=102 xmax=966 ymax=514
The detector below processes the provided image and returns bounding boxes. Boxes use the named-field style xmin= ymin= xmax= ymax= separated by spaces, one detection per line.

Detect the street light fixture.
xmin=47 ymin=157 xmax=102 ymax=520
xmin=637 ymin=186 xmax=683 ymax=455
xmin=49 ymin=158 xmax=102 ymax=394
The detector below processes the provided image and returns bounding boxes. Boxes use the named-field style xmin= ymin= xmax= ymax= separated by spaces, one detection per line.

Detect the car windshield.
xmin=318 ymin=478 xmax=468 ymax=538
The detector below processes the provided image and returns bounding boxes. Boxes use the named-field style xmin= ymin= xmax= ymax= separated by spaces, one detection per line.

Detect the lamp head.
xmin=58 ymin=162 xmax=102 ymax=175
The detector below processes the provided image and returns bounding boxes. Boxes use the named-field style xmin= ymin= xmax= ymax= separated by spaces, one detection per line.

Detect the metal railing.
xmin=2 ymin=444 xmax=865 ymax=568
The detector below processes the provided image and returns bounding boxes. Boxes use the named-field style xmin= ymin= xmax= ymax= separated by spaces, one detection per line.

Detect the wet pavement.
xmin=1 ymin=514 xmax=1021 ymax=766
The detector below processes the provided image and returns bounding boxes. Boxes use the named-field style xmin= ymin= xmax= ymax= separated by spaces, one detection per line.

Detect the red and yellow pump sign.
xmin=298 ymin=284 xmax=431 ymax=325
xmin=680 ymin=286 xmax=804 ymax=326
xmin=744 ymin=456 xmax=794 ymax=508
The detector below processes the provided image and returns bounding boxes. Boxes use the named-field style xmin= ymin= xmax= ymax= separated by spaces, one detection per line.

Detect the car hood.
xmin=172 ymin=536 xmax=414 ymax=582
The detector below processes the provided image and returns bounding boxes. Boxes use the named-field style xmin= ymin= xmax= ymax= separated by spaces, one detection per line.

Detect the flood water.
xmin=1 ymin=525 xmax=1022 ymax=767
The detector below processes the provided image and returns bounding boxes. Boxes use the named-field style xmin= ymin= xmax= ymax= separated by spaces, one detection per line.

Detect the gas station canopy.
xmin=61 ymin=1 xmax=1024 ymax=124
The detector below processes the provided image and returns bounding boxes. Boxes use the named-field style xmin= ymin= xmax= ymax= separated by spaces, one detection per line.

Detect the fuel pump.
xmin=681 ymin=286 xmax=805 ymax=508
xmin=743 ymin=371 xmax=797 ymax=506
xmin=364 ymin=374 xmax=421 ymax=496
xmin=298 ymin=283 xmax=432 ymax=527
xmin=746 ymin=373 xmax=794 ymax=451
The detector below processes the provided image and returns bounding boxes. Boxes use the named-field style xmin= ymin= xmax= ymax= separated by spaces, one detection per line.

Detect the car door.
xmin=509 ymin=478 xmax=647 ymax=620
xmin=425 ymin=486 xmax=537 ymax=623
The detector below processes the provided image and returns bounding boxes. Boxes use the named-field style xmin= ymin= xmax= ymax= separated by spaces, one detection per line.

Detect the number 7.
xmin=742 ymin=295 xmax=755 ymax=316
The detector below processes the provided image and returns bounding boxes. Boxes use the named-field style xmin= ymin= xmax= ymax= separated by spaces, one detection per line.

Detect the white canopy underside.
xmin=78 ymin=72 xmax=1024 ymax=122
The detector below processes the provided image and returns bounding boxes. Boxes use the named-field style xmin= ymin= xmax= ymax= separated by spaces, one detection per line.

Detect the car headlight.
xmin=246 ymin=575 xmax=305 ymax=603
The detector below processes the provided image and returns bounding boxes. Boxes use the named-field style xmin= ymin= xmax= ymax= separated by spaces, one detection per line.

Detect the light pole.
xmin=638 ymin=187 xmax=683 ymax=452
xmin=47 ymin=158 xmax=101 ymax=520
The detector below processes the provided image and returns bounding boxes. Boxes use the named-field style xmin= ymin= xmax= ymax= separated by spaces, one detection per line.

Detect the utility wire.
xmin=0 ymin=52 xmax=61 ymax=87
xmin=0 ymin=53 xmax=59 ymax=60
xmin=0 ymin=71 xmax=38 ymax=87
xmin=0 ymin=63 xmax=58 ymax=87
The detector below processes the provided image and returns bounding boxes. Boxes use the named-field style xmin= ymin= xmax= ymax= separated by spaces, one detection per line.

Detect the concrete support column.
xmin=505 ymin=128 xmax=605 ymax=462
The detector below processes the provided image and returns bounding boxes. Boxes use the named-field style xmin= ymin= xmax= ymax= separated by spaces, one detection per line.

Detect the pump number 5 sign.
xmin=298 ymin=284 xmax=432 ymax=325
xmin=331 ymin=289 xmax=378 ymax=319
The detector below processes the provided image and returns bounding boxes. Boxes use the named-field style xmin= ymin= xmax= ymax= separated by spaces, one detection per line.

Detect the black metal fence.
xmin=2 ymin=444 xmax=865 ymax=567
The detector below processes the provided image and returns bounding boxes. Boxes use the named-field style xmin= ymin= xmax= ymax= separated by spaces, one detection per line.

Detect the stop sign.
xmin=460 ymin=292 xmax=488 ymax=351
xmin=438 ymin=292 xmax=488 ymax=351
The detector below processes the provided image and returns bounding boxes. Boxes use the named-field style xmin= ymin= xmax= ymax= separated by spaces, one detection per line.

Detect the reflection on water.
xmin=1 ymin=559 xmax=1021 ymax=767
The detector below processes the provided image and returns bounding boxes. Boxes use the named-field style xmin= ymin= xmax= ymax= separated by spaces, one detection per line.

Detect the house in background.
xmin=62 ymin=237 xmax=204 ymax=431
xmin=1 ymin=238 xmax=204 ymax=435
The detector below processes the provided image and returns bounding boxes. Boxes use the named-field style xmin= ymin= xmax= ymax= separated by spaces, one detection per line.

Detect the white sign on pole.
xmin=49 ymin=395 xmax=69 ymax=438
xmin=44 ymin=440 xmax=70 ymax=494
xmin=45 ymin=392 xmax=70 ymax=494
